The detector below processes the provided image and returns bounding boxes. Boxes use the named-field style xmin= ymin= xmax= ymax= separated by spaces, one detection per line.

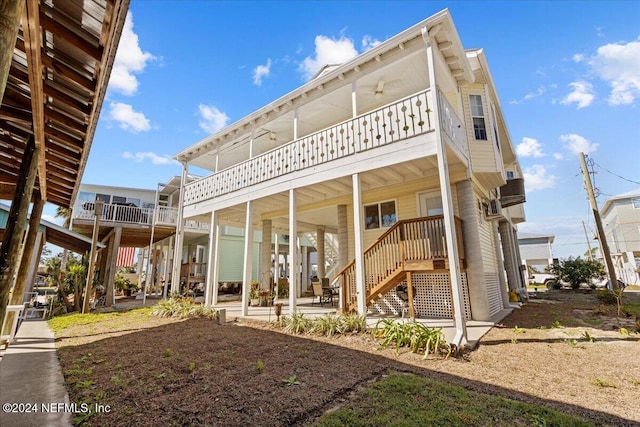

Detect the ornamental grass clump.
xmin=373 ymin=319 xmax=451 ymax=358
xmin=150 ymin=296 xmax=216 ymax=319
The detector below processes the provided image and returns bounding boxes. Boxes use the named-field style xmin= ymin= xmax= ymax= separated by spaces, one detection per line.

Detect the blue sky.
xmin=42 ymin=1 xmax=640 ymax=260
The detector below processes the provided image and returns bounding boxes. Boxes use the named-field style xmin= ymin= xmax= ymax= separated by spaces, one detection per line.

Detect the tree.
xmin=548 ymin=257 xmax=606 ymax=290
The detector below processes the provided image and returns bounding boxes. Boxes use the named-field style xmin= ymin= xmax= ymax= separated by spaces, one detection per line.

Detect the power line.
xmin=593 ymin=161 xmax=640 ymax=185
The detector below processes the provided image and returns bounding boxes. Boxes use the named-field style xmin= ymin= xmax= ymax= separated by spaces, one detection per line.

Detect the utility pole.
xmin=582 ymin=221 xmax=593 ymax=261
xmin=579 ymin=153 xmax=618 ymax=290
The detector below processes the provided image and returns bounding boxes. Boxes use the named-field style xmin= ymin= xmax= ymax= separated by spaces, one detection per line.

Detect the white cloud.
xmin=299 ymin=35 xmax=359 ymax=80
xmin=560 ymin=81 xmax=595 ymax=109
xmin=198 ymin=104 xmax=229 ymax=134
xmin=516 ymin=137 xmax=545 ymax=158
xmin=560 ymin=133 xmax=599 ymax=155
xmin=589 ymin=38 xmax=640 ymax=105
xmin=510 ymin=87 xmax=546 ymax=104
xmin=253 ymin=59 xmax=272 ymax=86
xmin=523 ymin=165 xmax=557 ymax=192
xmin=109 ymin=12 xmax=155 ymax=96
xmin=109 ymin=102 xmax=150 ymax=132
xmin=572 ymin=53 xmax=585 ymax=63
xmin=362 ymin=35 xmax=382 ymax=51
xmin=122 ymin=151 xmax=178 ymax=165
xmin=553 ymin=152 xmax=564 ymax=160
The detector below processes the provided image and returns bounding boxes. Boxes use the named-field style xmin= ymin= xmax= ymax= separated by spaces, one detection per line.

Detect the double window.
xmin=469 ymin=94 xmax=487 ymax=140
xmin=364 ymin=200 xmax=397 ymax=230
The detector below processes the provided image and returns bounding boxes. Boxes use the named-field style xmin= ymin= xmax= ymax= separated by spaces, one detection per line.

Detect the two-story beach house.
xmin=170 ymin=9 xmax=527 ymax=343
xmin=600 ymin=189 xmax=640 ymax=285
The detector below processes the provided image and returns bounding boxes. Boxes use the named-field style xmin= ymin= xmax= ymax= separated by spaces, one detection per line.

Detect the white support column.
xmin=288 ymin=189 xmax=298 ymax=314
xmin=241 ymin=201 xmax=254 ymax=316
xmin=301 ymin=245 xmax=308 ymax=293
xmin=205 ymin=210 xmax=219 ymax=307
xmin=351 ymin=81 xmax=357 ymax=117
xmin=293 ymin=109 xmax=298 ymax=140
xmin=274 ymin=233 xmax=280 ymax=279
xmin=337 ymin=205 xmax=349 ymax=270
xmin=163 ymin=236 xmax=173 ymax=298
xmin=492 ymin=222 xmax=510 ymax=309
xmin=261 ymin=220 xmax=273 ymax=290
xmin=426 ymin=34 xmax=467 ymax=348
xmin=171 ymin=162 xmax=188 ymax=294
xmin=352 ymin=173 xmax=366 ymax=314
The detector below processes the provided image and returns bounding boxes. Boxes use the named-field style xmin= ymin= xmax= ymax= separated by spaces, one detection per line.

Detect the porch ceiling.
xmin=191 ymin=155 xmax=469 ymax=231
xmin=71 ymin=222 xmax=175 ymax=248
xmin=189 ymin=48 xmax=433 ymax=173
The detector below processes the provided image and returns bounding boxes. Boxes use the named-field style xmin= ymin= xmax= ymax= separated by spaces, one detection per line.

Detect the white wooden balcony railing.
xmin=184 ymin=88 xmax=469 ymax=206
xmin=73 ymin=203 xmax=174 ymax=227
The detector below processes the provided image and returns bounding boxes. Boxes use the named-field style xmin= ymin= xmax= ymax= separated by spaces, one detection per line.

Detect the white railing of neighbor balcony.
xmin=184 ymin=88 xmax=468 ymax=206
xmin=73 ymin=203 xmax=181 ymax=228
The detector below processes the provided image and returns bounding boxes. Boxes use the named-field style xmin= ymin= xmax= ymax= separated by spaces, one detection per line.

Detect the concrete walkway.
xmin=212 ymin=296 xmax=511 ymax=348
xmin=0 ymin=319 xmax=72 ymax=427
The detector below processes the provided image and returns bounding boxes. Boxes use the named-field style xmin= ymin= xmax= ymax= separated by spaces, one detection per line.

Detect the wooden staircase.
xmin=333 ymin=215 xmax=464 ymax=313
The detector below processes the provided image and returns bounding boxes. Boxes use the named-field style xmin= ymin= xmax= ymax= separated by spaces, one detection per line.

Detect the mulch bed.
xmin=57 ymin=291 xmax=640 ymax=426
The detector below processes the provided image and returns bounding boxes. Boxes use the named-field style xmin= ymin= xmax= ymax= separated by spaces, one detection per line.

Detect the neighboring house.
xmin=0 ymin=202 xmax=99 ymax=304
xmin=170 ymin=7 xmax=527 ymax=331
xmin=70 ymin=182 xmax=316 ymax=297
xmin=600 ymin=188 xmax=640 ymax=285
xmin=518 ymin=233 xmax=555 ymax=272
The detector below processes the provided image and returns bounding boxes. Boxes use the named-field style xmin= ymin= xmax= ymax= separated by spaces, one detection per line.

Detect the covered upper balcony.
xmin=174 ymin=10 xmax=475 ymax=216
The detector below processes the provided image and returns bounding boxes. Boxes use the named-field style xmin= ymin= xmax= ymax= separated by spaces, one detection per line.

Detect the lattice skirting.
xmin=370 ymin=272 xmax=471 ymax=320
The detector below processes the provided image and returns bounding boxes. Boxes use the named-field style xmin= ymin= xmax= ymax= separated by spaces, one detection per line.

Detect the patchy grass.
xmin=315 ymin=371 xmax=597 ymax=427
xmin=48 ymin=307 xmax=153 ymax=334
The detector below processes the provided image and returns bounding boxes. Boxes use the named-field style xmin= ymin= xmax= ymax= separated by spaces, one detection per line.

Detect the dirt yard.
xmin=55 ymin=291 xmax=640 ymax=426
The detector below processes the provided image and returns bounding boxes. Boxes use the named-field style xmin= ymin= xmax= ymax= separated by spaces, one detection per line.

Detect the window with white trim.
xmin=506 ymin=170 xmax=515 ymax=180
xmin=364 ymin=200 xmax=397 ymax=230
xmin=469 ymin=94 xmax=487 ymax=140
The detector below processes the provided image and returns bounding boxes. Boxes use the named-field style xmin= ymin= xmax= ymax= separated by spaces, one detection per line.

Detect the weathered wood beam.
xmin=0 ymin=0 xmax=25 ymax=103
xmin=45 ymin=138 xmax=82 ymax=161
xmin=10 ymin=194 xmax=45 ymax=305
xmin=45 ymin=106 xmax=88 ymax=135
xmin=0 ymin=103 xmax=32 ymax=124
xmin=45 ymin=123 xmax=84 ymax=149
xmin=39 ymin=11 xmax=104 ymax=61
xmin=23 ymin=0 xmax=48 ymax=200
xmin=41 ymin=51 xmax=97 ymax=93
xmin=43 ymin=82 xmax=91 ymax=115
xmin=70 ymin=0 xmax=129 ymax=208
xmin=0 ymin=135 xmax=38 ymax=326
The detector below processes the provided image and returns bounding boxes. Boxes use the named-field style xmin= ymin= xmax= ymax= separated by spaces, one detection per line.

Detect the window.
xmin=506 ymin=170 xmax=515 ymax=180
xmin=95 ymin=193 xmax=110 ymax=203
xmin=364 ymin=201 xmax=397 ymax=229
xmin=126 ymin=198 xmax=140 ymax=207
xmin=632 ymin=198 xmax=640 ymax=209
xmin=469 ymin=95 xmax=487 ymax=140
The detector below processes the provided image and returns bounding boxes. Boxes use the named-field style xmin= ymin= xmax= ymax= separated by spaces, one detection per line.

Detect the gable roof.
xmin=600 ymin=187 xmax=640 ymax=214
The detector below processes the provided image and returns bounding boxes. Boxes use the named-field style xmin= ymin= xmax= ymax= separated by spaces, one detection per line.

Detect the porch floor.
xmin=212 ymin=297 xmax=514 ymax=348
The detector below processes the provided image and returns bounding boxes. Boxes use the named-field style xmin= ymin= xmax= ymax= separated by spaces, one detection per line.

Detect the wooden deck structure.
xmin=336 ymin=215 xmax=467 ymax=316
xmin=1 ymin=0 xmax=130 ymax=322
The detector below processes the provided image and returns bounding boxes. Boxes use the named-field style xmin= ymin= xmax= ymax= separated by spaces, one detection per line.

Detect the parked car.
xmin=31 ymin=287 xmax=57 ymax=308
